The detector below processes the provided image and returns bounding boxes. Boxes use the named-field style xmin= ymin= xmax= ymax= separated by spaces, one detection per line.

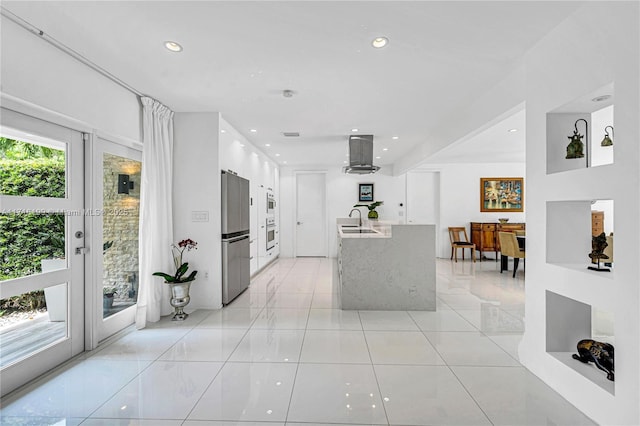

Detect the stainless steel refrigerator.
xmin=221 ymin=170 xmax=250 ymax=305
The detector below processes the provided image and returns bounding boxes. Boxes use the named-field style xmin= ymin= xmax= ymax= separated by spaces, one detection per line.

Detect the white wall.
xmin=218 ymin=117 xmax=279 ymax=274
xmin=520 ymin=3 xmax=639 ymax=424
xmin=425 ymin=162 xmax=526 ymax=258
xmin=173 ymin=113 xmax=222 ymax=309
xmin=280 ymin=162 xmax=526 ymax=259
xmin=590 ymin=105 xmax=614 ymax=167
xmin=1 ymin=16 xmax=141 ymax=142
xmin=279 ymin=166 xmax=406 ymax=258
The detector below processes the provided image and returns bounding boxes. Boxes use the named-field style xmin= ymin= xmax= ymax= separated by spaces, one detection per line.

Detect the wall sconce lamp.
xmin=565 ymin=118 xmax=589 ymax=168
xmin=118 ymin=174 xmax=134 ymax=194
xmin=601 ymin=125 xmax=614 ymax=146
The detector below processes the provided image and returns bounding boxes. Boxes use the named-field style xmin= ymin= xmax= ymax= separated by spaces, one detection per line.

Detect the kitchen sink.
xmin=342 ymin=229 xmax=378 ymax=234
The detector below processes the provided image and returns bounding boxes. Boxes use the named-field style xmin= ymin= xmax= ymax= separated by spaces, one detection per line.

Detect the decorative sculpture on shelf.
xmin=601 ymin=125 xmax=614 ymax=146
xmin=588 ymin=232 xmax=611 ymax=272
xmin=566 ymin=130 xmax=585 ymax=159
xmin=572 ymin=339 xmax=614 ymax=381
xmin=565 ymin=118 xmax=589 ymax=168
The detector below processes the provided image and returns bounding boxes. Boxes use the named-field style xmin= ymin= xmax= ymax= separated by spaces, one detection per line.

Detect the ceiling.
xmin=3 ymin=1 xmax=582 ymax=169
xmin=420 ymin=108 xmax=526 ymax=165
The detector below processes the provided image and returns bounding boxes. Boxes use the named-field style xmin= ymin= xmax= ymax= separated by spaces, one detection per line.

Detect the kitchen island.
xmin=337 ymin=220 xmax=436 ymax=310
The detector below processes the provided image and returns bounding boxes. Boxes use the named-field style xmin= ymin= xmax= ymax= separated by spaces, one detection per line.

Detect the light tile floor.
xmin=0 ymin=258 xmax=597 ymax=425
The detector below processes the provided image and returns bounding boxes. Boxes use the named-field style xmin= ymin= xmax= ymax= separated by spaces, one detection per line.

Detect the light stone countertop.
xmin=337 ymin=224 xmax=391 ymax=238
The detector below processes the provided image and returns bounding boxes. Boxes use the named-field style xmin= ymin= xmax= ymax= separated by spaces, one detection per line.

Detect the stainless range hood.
xmin=343 ymin=135 xmax=380 ymax=174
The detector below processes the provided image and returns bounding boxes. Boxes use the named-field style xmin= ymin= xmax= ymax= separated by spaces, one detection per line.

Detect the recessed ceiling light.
xmin=265 ymin=143 xmax=271 ymax=147
xmin=343 ymin=160 xmax=347 ymax=164
xmin=351 ymin=128 xmax=359 ymax=132
xmin=250 ymin=129 xmax=257 ymax=133
xmin=383 ymin=148 xmax=388 ymax=151
xmin=592 ymin=94 xmax=612 ymax=102
xmin=508 ymin=128 xmax=518 ymax=133
xmin=220 ymin=129 xmax=226 ymax=133
xmin=372 ymin=37 xmax=389 ymax=48
xmin=239 ymin=143 xmax=245 ymax=147
xmin=283 ymin=161 xmax=287 ymax=164
xmin=376 ymin=156 xmax=381 ymax=159
xmin=275 ymin=153 xmax=280 ymax=157
xmin=164 ymin=41 xmax=183 ymax=52
xmin=392 ymin=136 xmax=399 ymax=140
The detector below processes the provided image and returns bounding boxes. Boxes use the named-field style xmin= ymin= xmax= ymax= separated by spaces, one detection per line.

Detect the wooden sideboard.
xmin=470 ymin=222 xmax=526 ymax=260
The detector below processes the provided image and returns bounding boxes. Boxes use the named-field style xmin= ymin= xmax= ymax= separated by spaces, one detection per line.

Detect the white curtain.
xmin=136 ymin=97 xmax=174 ymax=329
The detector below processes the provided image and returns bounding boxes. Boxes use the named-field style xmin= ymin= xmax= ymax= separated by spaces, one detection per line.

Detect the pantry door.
xmin=295 ymin=172 xmax=327 ymax=257
xmin=0 ymin=108 xmax=85 ymax=396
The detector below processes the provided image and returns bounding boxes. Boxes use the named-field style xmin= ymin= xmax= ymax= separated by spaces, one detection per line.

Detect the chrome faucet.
xmin=349 ymin=208 xmax=362 ymax=227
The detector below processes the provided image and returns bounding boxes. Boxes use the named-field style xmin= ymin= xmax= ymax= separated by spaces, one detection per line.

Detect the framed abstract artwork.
xmin=480 ymin=177 xmax=523 ymax=212
xmin=358 ymin=183 xmax=374 ymax=202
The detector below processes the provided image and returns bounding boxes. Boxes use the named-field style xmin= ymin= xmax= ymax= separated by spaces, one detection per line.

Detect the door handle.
xmin=75 ymin=247 xmax=88 ymax=255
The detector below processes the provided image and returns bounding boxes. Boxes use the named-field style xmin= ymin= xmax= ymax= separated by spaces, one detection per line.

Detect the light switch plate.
xmin=191 ymin=211 xmax=209 ymax=222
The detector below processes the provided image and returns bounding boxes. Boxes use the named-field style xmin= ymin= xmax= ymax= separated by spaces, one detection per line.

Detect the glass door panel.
xmin=91 ymin=138 xmax=142 ymax=343
xmin=0 ymin=135 xmax=66 ymax=198
xmin=0 ymin=283 xmax=67 ymax=368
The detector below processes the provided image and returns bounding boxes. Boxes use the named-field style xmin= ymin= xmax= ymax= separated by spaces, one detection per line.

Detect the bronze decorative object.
xmin=566 ymin=118 xmax=589 ymax=168
xmin=572 ymin=339 xmax=614 ymax=381
xmin=588 ymin=232 xmax=610 ymax=272
xmin=601 ymin=125 xmax=614 ymax=146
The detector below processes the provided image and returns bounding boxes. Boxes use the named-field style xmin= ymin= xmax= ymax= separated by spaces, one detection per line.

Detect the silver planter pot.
xmin=167 ymin=281 xmax=192 ymax=321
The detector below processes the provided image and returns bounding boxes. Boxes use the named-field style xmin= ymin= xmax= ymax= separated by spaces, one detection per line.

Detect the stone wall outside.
xmin=103 ymin=153 xmax=141 ymax=302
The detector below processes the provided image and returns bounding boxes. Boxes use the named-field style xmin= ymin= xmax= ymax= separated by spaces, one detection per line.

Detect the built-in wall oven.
xmin=266 ymin=191 xmax=275 ymax=216
xmin=266 ymin=217 xmax=276 ymax=251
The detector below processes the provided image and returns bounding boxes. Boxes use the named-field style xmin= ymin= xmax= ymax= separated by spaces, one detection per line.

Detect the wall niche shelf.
xmin=546 ymin=83 xmax=615 ymax=175
xmin=546 ymin=291 xmax=615 ymax=395
xmin=546 ymin=200 xmax=614 ymax=277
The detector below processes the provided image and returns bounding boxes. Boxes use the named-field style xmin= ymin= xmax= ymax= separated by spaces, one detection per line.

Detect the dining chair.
xmin=448 ymin=227 xmax=476 ymax=262
xmin=498 ymin=231 xmax=525 ymax=277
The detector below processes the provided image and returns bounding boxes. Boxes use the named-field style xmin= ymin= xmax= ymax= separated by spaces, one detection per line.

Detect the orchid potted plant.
xmin=153 ymin=238 xmax=198 ymax=283
xmin=153 ymin=238 xmax=198 ymax=321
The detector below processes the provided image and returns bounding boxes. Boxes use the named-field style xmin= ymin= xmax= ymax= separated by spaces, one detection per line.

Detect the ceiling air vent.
xmin=343 ymin=135 xmax=380 ymax=174
xmin=283 ymin=132 xmax=300 ymax=137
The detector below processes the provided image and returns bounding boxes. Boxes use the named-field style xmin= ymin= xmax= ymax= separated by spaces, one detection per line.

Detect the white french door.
xmin=0 ymin=108 xmax=85 ymax=396
xmin=88 ymin=137 xmax=142 ymax=345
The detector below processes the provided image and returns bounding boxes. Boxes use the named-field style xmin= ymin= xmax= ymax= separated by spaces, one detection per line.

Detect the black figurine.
xmin=572 ymin=339 xmax=614 ymax=381
xmin=588 ymin=232 xmax=610 ymax=272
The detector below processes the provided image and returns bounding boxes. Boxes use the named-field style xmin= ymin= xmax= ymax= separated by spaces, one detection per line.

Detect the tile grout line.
xmin=82 ymin=322 xmax=199 ymax=421
xmin=411 ymin=309 xmax=496 ymax=426
xmin=358 ymin=310 xmax=391 ymax=426
xmin=180 ymin=303 xmax=262 ymax=423
xmin=447 ymin=366 xmax=496 ymax=426
xmin=283 ymin=257 xmax=313 ymax=424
